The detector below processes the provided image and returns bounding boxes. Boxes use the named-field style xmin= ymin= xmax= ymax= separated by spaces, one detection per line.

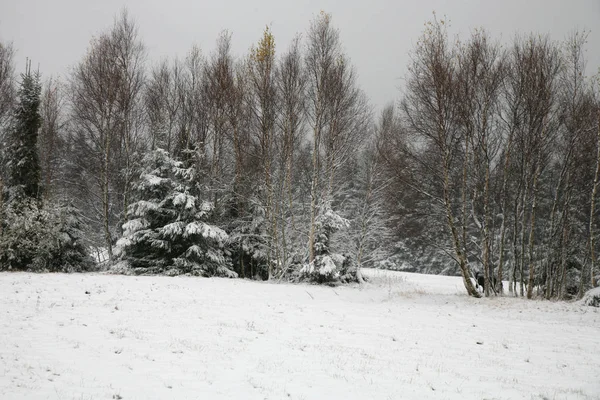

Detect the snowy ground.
xmin=1 ymin=269 xmax=599 ymax=400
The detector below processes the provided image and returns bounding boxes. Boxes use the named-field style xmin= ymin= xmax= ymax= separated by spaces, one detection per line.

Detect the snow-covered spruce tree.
xmin=48 ymin=203 xmax=94 ymax=271
xmin=301 ymin=200 xmax=358 ymax=283
xmin=227 ymin=197 xmax=270 ymax=280
xmin=0 ymin=64 xmax=93 ymax=272
xmin=7 ymin=63 xmax=42 ymax=203
xmin=0 ymin=200 xmax=94 ymax=271
xmin=1 ymin=64 xmax=44 ymax=270
xmin=115 ymin=148 xmax=237 ymax=277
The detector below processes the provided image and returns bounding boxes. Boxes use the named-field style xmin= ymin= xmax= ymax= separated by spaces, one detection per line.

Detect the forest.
xmin=0 ymin=10 xmax=598 ymax=300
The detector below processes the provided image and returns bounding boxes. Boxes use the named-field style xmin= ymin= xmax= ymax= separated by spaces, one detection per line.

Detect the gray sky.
xmin=1 ymin=0 xmax=599 ymax=110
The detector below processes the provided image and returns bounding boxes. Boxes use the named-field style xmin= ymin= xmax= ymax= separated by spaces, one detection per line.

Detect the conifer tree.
xmin=116 ymin=148 xmax=237 ymax=277
xmin=0 ymin=63 xmax=93 ymax=272
xmin=8 ymin=62 xmax=42 ymax=202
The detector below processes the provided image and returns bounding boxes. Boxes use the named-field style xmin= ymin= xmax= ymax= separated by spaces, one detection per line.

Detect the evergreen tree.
xmin=8 ymin=63 xmax=42 ymax=202
xmin=228 ymin=197 xmax=270 ymax=280
xmin=300 ymin=200 xmax=359 ymax=283
xmin=0 ymin=63 xmax=93 ymax=272
xmin=115 ymin=149 xmax=237 ymax=277
xmin=0 ymin=200 xmax=94 ymax=272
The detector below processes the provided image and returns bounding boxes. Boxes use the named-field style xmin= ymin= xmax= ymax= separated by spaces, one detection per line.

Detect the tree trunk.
xmin=103 ymin=134 xmax=113 ymax=261
xmin=527 ymin=148 xmax=544 ymax=299
xmin=510 ymin=194 xmax=520 ymax=295
xmin=497 ymin=139 xmax=514 ymax=295
xmin=589 ymin=108 xmax=600 ymax=290
xmin=0 ymin=178 xmax=3 ymax=236
xmin=556 ymin=192 xmax=571 ymax=299
xmin=483 ymin=160 xmax=492 ymax=296
xmin=308 ymin=109 xmax=322 ymax=264
xmin=519 ymin=180 xmax=529 ymax=297
xmin=444 ymin=150 xmax=480 ymax=298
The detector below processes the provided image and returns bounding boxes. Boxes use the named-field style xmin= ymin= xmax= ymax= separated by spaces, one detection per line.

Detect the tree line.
xmin=378 ymin=17 xmax=599 ymax=298
xmin=0 ymin=11 xmax=598 ymax=298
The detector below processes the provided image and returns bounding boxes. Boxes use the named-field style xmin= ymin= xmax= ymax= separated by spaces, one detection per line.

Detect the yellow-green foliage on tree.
xmin=252 ymin=26 xmax=276 ymax=65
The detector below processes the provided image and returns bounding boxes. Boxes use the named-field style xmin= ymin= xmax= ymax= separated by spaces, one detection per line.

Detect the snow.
xmin=199 ymin=223 xmax=228 ymax=242
xmin=130 ymin=200 xmax=158 ymax=217
xmin=318 ymin=255 xmax=338 ymax=276
xmin=1 ymin=269 xmax=599 ymax=400
xmin=159 ymin=221 xmax=184 ymax=237
xmin=183 ymin=221 xmax=227 ymax=242
xmin=173 ymin=193 xmax=194 ymax=208
xmin=122 ymin=219 xmax=148 ymax=236
xmin=142 ymin=174 xmax=164 ymax=187
xmin=580 ymin=287 xmax=600 ymax=308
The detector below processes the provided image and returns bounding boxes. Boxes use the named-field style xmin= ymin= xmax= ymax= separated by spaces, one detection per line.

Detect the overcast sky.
xmin=1 ymin=0 xmax=599 ymax=110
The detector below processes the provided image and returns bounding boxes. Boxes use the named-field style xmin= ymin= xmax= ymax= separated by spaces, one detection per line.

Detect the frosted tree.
xmin=115 ymin=148 xmax=236 ymax=277
xmin=301 ymin=200 xmax=357 ymax=283
xmin=1 ymin=63 xmax=92 ymax=272
xmin=7 ymin=61 xmax=42 ymax=203
xmin=0 ymin=200 xmax=94 ymax=272
xmin=227 ymin=198 xmax=270 ymax=279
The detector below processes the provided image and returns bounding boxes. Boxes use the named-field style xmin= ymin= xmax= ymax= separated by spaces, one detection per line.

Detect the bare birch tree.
xmin=305 ymin=12 xmax=370 ymax=264
xmin=69 ymin=9 xmax=146 ymax=258
xmin=203 ymin=32 xmax=235 ymax=213
xmin=248 ymin=26 xmax=279 ymax=278
xmin=39 ymin=78 xmax=67 ymax=201
xmin=401 ymin=16 xmax=480 ymax=297
xmin=456 ymin=29 xmax=505 ymax=295
xmin=275 ymin=35 xmax=306 ymax=275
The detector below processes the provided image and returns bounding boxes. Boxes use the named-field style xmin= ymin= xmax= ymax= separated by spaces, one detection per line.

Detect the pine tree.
xmin=115 ymin=149 xmax=237 ymax=277
xmin=8 ymin=62 xmax=42 ymax=203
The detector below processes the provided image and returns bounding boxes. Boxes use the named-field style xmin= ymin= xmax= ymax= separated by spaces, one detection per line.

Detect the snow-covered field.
xmin=1 ymin=269 xmax=599 ymax=400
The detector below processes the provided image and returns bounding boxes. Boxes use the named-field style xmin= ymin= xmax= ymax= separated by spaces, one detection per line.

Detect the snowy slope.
xmin=1 ymin=269 xmax=599 ymax=400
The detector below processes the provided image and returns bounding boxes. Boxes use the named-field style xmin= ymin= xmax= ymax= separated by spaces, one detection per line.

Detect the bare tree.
xmin=305 ymin=12 xmax=337 ymax=263
xmin=275 ymin=35 xmax=306 ymax=274
xmin=456 ymin=29 xmax=505 ymax=295
xmin=248 ymin=26 xmax=279 ymax=278
xmin=305 ymin=12 xmax=370 ymax=264
xmin=538 ymin=31 xmax=596 ymax=299
xmin=401 ymin=16 xmax=480 ymax=297
xmin=591 ymin=101 xmax=600 ymax=290
xmin=0 ymin=41 xmax=14 ymax=126
xmin=203 ymin=32 xmax=236 ymax=213
xmin=69 ymin=9 xmax=146 ymax=258
xmin=145 ymin=58 xmax=184 ymax=154
xmin=350 ymin=129 xmax=391 ymax=283
xmin=498 ymin=34 xmax=561 ymax=297
xmin=39 ymin=77 xmax=67 ymax=201
xmin=180 ymin=45 xmax=208 ymax=166
xmin=111 ymin=10 xmax=147 ymax=223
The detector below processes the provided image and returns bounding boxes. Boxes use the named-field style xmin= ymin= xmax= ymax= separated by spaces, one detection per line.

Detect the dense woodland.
xmin=0 ymin=11 xmax=598 ymax=299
